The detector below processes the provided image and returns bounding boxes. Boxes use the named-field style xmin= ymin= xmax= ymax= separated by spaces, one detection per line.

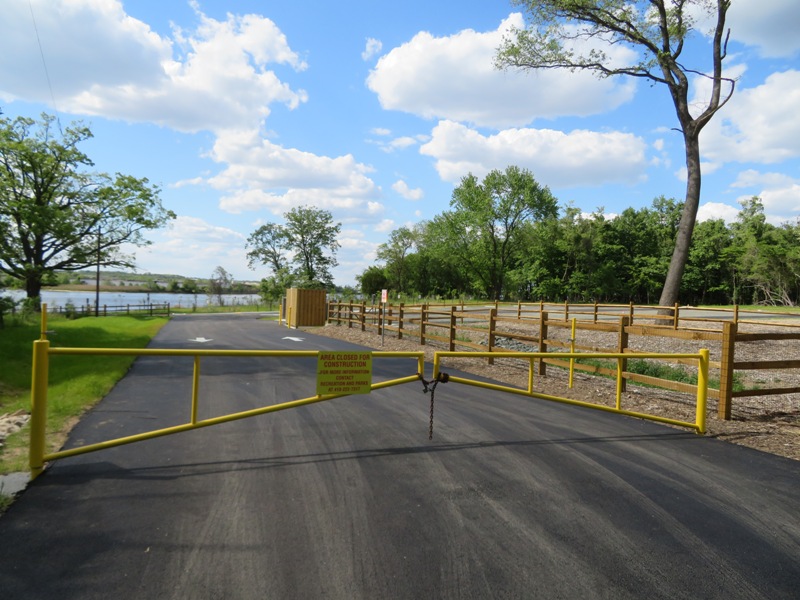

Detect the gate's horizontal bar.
xmin=43 ymin=373 xmax=423 ymax=462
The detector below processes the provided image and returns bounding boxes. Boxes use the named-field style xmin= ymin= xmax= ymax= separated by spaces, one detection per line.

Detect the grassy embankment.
xmin=0 ymin=313 xmax=168 ymax=475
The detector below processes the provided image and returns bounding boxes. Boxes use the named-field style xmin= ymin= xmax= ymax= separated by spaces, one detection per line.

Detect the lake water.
xmin=1 ymin=289 xmax=262 ymax=309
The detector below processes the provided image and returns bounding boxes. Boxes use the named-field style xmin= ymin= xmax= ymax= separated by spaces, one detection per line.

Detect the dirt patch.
xmin=0 ymin=410 xmax=30 ymax=460
xmin=306 ymin=321 xmax=800 ymax=462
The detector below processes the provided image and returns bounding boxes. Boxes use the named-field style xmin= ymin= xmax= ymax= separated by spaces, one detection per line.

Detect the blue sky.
xmin=1 ymin=0 xmax=799 ymax=286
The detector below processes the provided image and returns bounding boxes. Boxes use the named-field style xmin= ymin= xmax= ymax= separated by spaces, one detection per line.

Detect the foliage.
xmin=496 ymin=0 xmax=735 ymax=307
xmin=258 ymin=268 xmax=295 ymax=306
xmin=425 ymin=166 xmax=558 ymax=300
xmin=376 ymin=226 xmax=418 ymax=294
xmin=208 ymin=266 xmax=234 ymax=306
xmin=0 ymin=114 xmax=175 ymax=302
xmin=247 ymin=205 xmax=341 ymax=290
xmin=370 ymin=194 xmax=800 ymax=306
xmin=0 ymin=295 xmax=17 ymax=328
xmin=358 ymin=265 xmax=388 ymax=297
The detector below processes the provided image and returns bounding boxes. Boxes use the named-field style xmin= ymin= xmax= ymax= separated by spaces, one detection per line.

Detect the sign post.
xmin=317 ymin=351 xmax=373 ymax=396
xmin=380 ymin=289 xmax=388 ymax=346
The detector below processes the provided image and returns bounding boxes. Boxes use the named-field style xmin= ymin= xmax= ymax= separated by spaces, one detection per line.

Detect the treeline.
xmin=362 ymin=183 xmax=798 ymax=306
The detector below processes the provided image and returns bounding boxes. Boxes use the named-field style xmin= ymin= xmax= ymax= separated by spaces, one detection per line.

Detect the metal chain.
xmin=428 ymin=381 xmax=436 ymax=440
xmin=418 ymin=372 xmax=448 ymax=440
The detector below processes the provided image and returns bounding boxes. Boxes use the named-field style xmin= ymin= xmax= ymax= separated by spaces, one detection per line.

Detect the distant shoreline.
xmin=44 ymin=284 xmax=257 ymax=295
xmin=48 ymin=284 xmax=160 ymax=293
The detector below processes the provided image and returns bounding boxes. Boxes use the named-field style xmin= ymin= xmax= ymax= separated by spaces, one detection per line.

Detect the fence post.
xmin=448 ymin=306 xmax=457 ymax=352
xmin=517 ymin=301 xmax=522 ymax=320
xmin=718 ymin=321 xmax=737 ymax=420
xmin=629 ymin=301 xmax=634 ymax=325
xmin=419 ymin=304 xmax=427 ymax=346
xmin=564 ymin=300 xmax=569 ymax=322
xmin=618 ymin=316 xmax=630 ymax=393
xmin=673 ymin=303 xmax=680 ymax=329
xmin=538 ymin=310 xmax=548 ymax=377
xmin=593 ymin=301 xmax=598 ymax=323
xmin=360 ymin=303 xmax=366 ymax=332
xmin=398 ymin=303 xmax=404 ymax=340
xmin=378 ymin=303 xmax=383 ymax=336
xmin=486 ymin=308 xmax=497 ymax=364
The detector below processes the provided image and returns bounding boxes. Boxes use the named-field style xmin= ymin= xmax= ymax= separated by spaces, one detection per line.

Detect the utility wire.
xmin=28 ymin=0 xmax=62 ymax=132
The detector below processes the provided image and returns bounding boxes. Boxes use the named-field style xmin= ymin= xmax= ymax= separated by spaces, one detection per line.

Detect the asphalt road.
xmin=1 ymin=313 xmax=798 ymax=599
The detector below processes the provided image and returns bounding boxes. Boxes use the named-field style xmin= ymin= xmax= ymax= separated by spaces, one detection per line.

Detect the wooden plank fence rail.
xmin=326 ymin=300 xmax=800 ymax=420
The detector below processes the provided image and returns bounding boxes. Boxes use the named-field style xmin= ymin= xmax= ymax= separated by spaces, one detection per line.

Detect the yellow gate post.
xmin=30 ymin=306 xmax=51 ymax=479
xmin=696 ymin=348 xmax=709 ymax=434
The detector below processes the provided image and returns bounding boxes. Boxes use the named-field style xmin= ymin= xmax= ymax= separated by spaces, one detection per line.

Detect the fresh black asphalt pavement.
xmin=1 ymin=313 xmax=798 ymax=599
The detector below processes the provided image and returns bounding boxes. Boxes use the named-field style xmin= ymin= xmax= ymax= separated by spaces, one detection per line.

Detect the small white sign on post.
xmin=380 ymin=289 xmax=388 ymax=346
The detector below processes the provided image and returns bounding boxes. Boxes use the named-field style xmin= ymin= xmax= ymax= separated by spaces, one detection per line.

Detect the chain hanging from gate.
xmin=418 ymin=371 xmax=449 ymax=440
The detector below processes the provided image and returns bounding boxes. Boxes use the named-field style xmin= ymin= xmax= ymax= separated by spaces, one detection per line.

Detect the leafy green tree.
xmin=208 ymin=266 xmax=233 ymax=306
xmin=247 ymin=206 xmax=341 ymax=289
xmin=245 ymin=222 xmax=288 ymax=274
xmin=726 ymin=198 xmax=800 ymax=305
xmin=376 ymin=226 xmax=418 ymax=294
xmin=496 ymin=0 xmax=735 ymax=307
xmin=0 ymin=114 xmax=175 ymax=303
xmin=0 ymin=295 xmax=18 ymax=328
xmin=182 ymin=279 xmax=198 ymax=294
xmin=258 ymin=268 xmax=295 ymax=307
xmin=429 ymin=166 xmax=557 ymax=300
xmin=683 ymin=218 xmax=732 ymax=304
xmin=358 ymin=265 xmax=388 ymax=297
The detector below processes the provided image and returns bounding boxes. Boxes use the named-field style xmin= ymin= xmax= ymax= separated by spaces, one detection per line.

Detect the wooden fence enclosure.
xmin=286 ymin=288 xmax=327 ymax=327
xmin=326 ymin=300 xmax=800 ymax=421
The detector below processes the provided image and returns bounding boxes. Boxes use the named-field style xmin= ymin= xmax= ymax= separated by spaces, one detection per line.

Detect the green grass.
xmin=570 ymin=356 xmax=745 ymax=391
xmin=0 ymin=489 xmax=13 ymax=515
xmin=0 ymin=313 xmax=168 ymax=474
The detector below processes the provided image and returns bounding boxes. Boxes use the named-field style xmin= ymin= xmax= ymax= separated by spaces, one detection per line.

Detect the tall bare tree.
xmin=496 ymin=0 xmax=735 ymax=306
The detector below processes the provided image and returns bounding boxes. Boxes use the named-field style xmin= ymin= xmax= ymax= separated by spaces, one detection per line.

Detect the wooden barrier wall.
xmin=287 ymin=288 xmax=327 ymax=327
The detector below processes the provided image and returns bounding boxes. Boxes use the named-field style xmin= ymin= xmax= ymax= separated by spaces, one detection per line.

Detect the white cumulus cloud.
xmin=205 ymin=130 xmax=381 ymax=217
xmin=0 ymin=0 xmax=307 ymax=133
xmin=727 ymin=0 xmax=800 ymax=58
xmin=392 ymin=180 xmax=424 ymax=201
xmin=366 ymin=14 xmax=637 ymax=128
xmin=701 ymin=70 xmax=800 ymax=165
xmin=420 ymin=120 xmax=648 ymax=187
xmin=362 ymin=38 xmax=383 ymax=61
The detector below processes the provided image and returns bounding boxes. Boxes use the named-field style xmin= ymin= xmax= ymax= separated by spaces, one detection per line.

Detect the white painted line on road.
xmin=282 ymin=336 xmax=305 ymax=342
xmin=188 ymin=337 xmax=213 ymax=343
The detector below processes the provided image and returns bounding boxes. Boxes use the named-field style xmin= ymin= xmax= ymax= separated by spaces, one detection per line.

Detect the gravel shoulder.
xmin=307 ymin=320 xmax=800 ymax=462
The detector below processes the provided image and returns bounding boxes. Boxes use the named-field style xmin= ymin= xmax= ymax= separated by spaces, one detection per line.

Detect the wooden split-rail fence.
xmin=326 ymin=300 xmax=800 ymax=421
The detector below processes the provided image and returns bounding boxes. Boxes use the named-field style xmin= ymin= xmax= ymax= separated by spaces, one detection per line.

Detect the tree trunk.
xmin=659 ymin=130 xmax=702 ymax=307
xmin=25 ymin=274 xmax=43 ymax=309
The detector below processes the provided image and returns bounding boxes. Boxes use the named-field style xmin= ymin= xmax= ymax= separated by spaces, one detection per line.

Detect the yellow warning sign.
xmin=317 ymin=351 xmax=373 ymax=395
